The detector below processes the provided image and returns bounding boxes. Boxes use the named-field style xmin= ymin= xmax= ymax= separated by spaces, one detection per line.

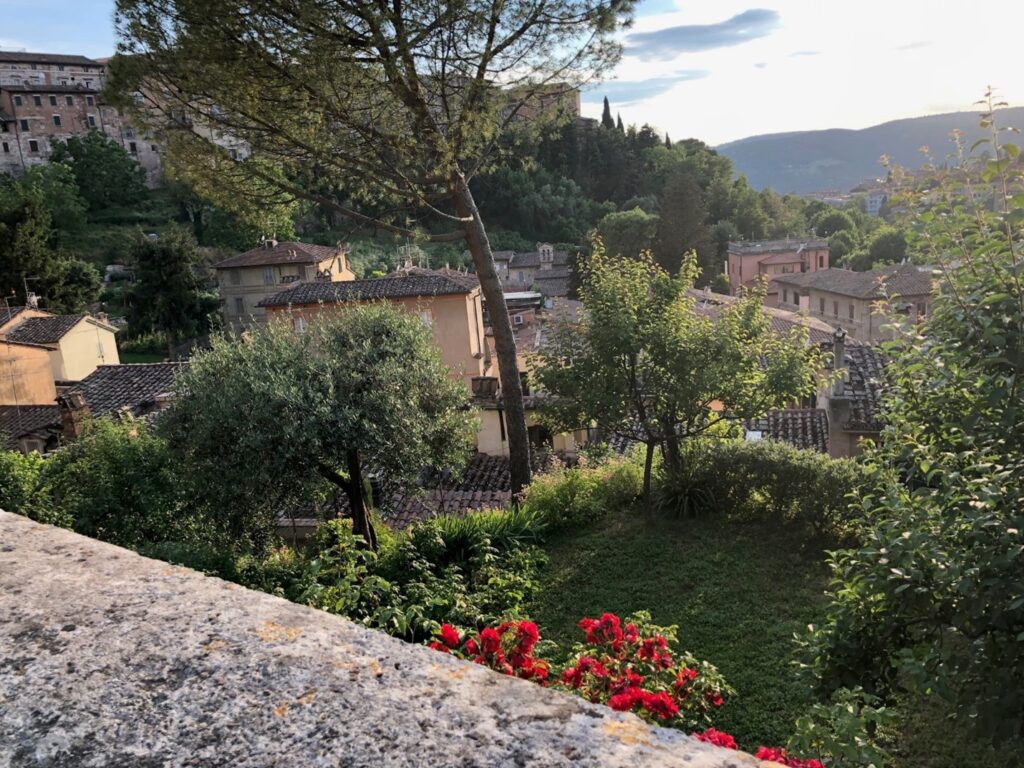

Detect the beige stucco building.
xmin=215 ymin=241 xmax=355 ymax=331
xmin=1 ymin=313 xmax=119 ymax=382
xmin=773 ymin=264 xmax=934 ymax=343
xmin=0 ymin=341 xmax=58 ymax=406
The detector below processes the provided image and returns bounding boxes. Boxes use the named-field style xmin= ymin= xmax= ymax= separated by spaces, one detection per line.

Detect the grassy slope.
xmin=528 ymin=510 xmax=831 ymax=751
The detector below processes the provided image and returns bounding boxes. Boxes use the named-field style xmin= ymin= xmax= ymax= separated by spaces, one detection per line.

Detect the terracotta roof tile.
xmin=745 ymin=409 xmax=829 ymax=453
xmin=258 ymin=268 xmax=478 ymax=308
xmin=5 ymin=315 xmax=85 ymax=344
xmin=772 ymin=264 xmax=935 ymax=299
xmin=0 ymin=405 xmax=61 ymax=450
xmin=213 ymin=242 xmax=345 ymax=269
xmin=60 ymin=363 xmax=185 ymax=418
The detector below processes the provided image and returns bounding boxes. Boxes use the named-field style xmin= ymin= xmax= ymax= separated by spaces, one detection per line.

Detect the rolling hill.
xmin=716 ymin=107 xmax=1024 ymax=195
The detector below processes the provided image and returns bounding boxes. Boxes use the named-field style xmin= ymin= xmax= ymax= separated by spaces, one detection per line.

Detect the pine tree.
xmin=601 ymin=96 xmax=615 ymax=129
xmin=616 ymin=113 xmax=625 ymax=133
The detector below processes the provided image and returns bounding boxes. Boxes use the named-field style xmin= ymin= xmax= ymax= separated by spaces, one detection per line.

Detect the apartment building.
xmin=0 ymin=51 xmax=161 ymax=183
xmin=726 ymin=238 xmax=830 ymax=301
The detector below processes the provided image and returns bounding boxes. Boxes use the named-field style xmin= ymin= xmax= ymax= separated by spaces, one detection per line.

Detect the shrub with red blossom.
xmin=557 ymin=610 xmax=732 ymax=729
xmin=427 ymin=615 xmax=822 ymax=767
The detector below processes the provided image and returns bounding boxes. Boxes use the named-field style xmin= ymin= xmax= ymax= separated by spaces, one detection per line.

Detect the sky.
xmin=2 ymin=0 xmax=1021 ymax=145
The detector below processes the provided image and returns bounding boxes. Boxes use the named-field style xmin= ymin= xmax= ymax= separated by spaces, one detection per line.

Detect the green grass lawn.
xmin=528 ymin=509 xmax=832 ymax=751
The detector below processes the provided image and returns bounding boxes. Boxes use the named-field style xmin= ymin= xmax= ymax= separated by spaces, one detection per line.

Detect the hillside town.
xmin=1 ymin=4 xmax=1022 ymax=767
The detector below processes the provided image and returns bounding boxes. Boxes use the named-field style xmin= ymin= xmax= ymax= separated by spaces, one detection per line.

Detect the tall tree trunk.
xmin=642 ymin=441 xmax=655 ymax=512
xmin=345 ymin=449 xmax=378 ymax=550
xmin=451 ymin=171 xmax=532 ymax=495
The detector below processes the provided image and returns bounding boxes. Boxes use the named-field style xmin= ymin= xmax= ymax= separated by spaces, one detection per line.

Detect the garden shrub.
xmin=520 ymin=456 xmax=642 ymax=531
xmin=656 ymin=439 xmax=866 ymax=539
xmin=0 ymin=450 xmax=60 ymax=524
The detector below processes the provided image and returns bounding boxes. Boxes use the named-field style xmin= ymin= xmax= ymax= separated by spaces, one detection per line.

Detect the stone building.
xmin=0 ymin=51 xmax=161 ymax=184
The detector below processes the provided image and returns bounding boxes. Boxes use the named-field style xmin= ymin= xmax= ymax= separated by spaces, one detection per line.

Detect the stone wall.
xmin=0 ymin=511 xmax=771 ymax=767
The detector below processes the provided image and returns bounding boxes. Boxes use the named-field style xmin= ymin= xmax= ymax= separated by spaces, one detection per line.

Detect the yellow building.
xmin=2 ymin=313 xmax=119 ymax=382
xmin=214 ymin=240 xmax=355 ymax=331
xmin=0 ymin=340 xmax=58 ymax=405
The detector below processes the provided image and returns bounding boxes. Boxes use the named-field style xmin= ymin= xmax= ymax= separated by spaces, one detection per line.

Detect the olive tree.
xmin=109 ymin=0 xmax=635 ymax=495
xmin=160 ymin=304 xmax=476 ymax=549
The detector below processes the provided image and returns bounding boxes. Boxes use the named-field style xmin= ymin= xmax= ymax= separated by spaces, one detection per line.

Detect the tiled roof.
xmin=0 ymin=405 xmax=60 ymax=449
xmin=728 ymin=238 xmax=829 ymax=255
xmin=213 ymin=241 xmax=345 ymax=269
xmin=286 ymin=452 xmax=552 ymax=530
xmin=772 ymin=264 xmax=934 ymax=299
xmin=0 ymin=52 xmax=101 ymax=66
xmin=745 ymin=409 xmax=829 ymax=453
xmin=60 ymin=363 xmax=185 ymax=418
xmin=259 ymin=268 xmax=478 ymax=308
xmin=5 ymin=315 xmax=85 ymax=344
xmin=689 ymin=289 xmax=841 ymax=346
xmin=831 ymin=343 xmax=886 ymax=431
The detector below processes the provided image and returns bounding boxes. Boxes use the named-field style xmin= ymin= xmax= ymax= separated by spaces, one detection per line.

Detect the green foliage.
xmin=790 ymin=688 xmax=895 ymax=768
xmin=125 ymin=226 xmax=220 ymax=341
xmin=45 ymin=257 xmax=103 ymax=314
xmin=866 ymin=226 xmax=907 ymax=266
xmin=38 ymin=417 xmax=184 ymax=547
xmin=519 ymin=457 xmax=643 ymax=531
xmin=656 ymin=439 xmax=866 ymax=538
xmin=813 ymin=209 xmax=857 ymax=237
xmin=0 ymin=450 xmax=54 ymax=523
xmin=50 ymin=130 xmax=148 ymax=211
xmin=536 ymin=241 xmax=823 ymax=501
xmin=16 ymin=164 xmax=88 ymax=242
xmin=655 ymin=163 xmax=712 ymax=277
xmin=159 ymin=304 xmax=476 ymax=548
xmin=597 ymin=206 xmax=659 ymax=259
xmin=805 ymin=104 xmax=1024 ymax=746
xmin=710 ymin=272 xmax=731 ymax=295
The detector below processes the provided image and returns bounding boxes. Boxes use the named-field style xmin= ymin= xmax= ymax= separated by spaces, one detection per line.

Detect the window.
xmin=513 ymin=313 xmax=524 ymax=326
xmin=58 ymin=65 xmax=65 ymax=71
xmin=19 ymin=119 xmax=28 ymax=131
xmin=916 ymin=302 xmax=927 ymax=317
xmin=833 ymin=301 xmax=839 ymax=317
xmin=87 ymin=115 xmax=96 ymax=127
xmin=124 ymin=128 xmax=135 ymax=139
xmin=129 ymin=141 xmax=137 ymax=154
xmin=65 ymin=95 xmax=73 ymax=106
xmin=52 ymin=115 xmax=61 ymax=127
xmin=48 ymin=95 xmax=57 ymax=106
xmin=86 ymin=96 xmax=94 ymax=106
xmin=293 ymin=316 xmax=308 ymax=334
xmin=230 ymin=268 xmax=241 ymax=286
xmin=234 ymin=297 xmax=245 ymax=314
xmin=13 ymin=95 xmax=21 ymax=106
xmin=848 ymin=304 xmax=855 ymax=320
xmin=818 ymin=254 xmax=824 ymax=268
xmin=32 ymin=95 xmax=41 ymax=106
xmin=150 ymin=144 xmax=158 ymax=152
xmin=1 ymin=142 xmax=8 ymax=154
xmin=262 ymin=266 xmax=274 ymax=285
xmin=818 ymin=297 xmax=825 ymax=314
xmin=28 ymin=139 xmax=39 ymax=153
xmin=419 ymin=310 xmax=433 ymax=327
xmin=782 ymin=289 xmax=789 ymax=304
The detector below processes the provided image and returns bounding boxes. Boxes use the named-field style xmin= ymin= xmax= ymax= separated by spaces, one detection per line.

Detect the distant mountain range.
xmin=716 ymin=107 xmax=1024 ymax=195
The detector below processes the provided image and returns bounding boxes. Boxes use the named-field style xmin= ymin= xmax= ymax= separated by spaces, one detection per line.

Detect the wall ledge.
xmin=0 ymin=511 xmax=769 ymax=767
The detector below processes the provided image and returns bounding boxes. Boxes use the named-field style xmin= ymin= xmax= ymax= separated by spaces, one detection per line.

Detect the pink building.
xmin=726 ymin=238 xmax=830 ymax=305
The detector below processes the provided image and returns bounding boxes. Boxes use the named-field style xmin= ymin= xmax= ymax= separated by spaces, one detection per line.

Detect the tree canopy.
xmin=50 ymin=130 xmax=148 ymax=210
xmin=110 ymin=0 xmax=637 ymax=495
xmin=535 ymin=242 xmax=823 ymax=501
xmin=159 ymin=304 xmax=476 ymax=549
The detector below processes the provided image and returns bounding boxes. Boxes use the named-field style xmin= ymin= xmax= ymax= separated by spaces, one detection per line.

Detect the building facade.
xmin=214 ymin=241 xmax=355 ymax=331
xmin=726 ymin=238 xmax=830 ymax=301
xmin=773 ymin=264 xmax=934 ymax=343
xmin=0 ymin=51 xmax=161 ymax=183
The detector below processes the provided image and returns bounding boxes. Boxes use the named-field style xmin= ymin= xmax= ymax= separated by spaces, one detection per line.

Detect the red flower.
xmin=464 ymin=638 xmax=479 ymax=656
xmin=623 ymin=623 xmax=639 ymax=644
xmin=428 ymin=641 xmax=450 ymax=654
xmin=640 ymin=690 xmax=679 ymax=720
xmin=438 ymin=624 xmax=460 ymax=648
xmin=705 ymin=690 xmax=724 ymax=708
xmin=479 ymin=627 xmax=502 ymax=655
xmin=755 ymin=747 xmax=788 ymax=763
xmin=694 ymin=728 xmax=737 ymax=750
xmin=578 ymin=613 xmax=623 ymax=645
xmin=637 ymin=636 xmax=673 ymax=668
xmin=608 ymin=686 xmax=644 ymax=711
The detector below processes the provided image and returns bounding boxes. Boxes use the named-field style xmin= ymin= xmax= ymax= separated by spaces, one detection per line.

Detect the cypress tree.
xmin=665 ymin=133 xmax=672 ymax=148
xmin=616 ymin=113 xmax=624 ymax=133
xmin=601 ymin=96 xmax=614 ymax=129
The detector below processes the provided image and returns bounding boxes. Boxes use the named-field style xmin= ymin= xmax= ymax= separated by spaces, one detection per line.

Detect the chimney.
xmin=471 ymin=376 xmax=499 ymax=399
xmin=59 ymin=392 xmax=90 ymax=441
xmin=832 ymin=327 xmax=847 ymax=396
xmin=263 ymin=238 xmax=278 ymax=250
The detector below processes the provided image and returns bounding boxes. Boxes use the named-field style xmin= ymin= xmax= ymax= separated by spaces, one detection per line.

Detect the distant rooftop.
xmin=259 ymin=267 xmax=479 ymax=308
xmin=772 ymin=264 xmax=935 ymax=299
xmin=60 ymin=363 xmax=184 ymax=419
xmin=728 ymin=238 xmax=829 ymax=255
xmin=0 ymin=51 xmax=101 ymax=67
xmin=4 ymin=315 xmax=97 ymax=345
xmin=214 ymin=241 xmax=347 ymax=270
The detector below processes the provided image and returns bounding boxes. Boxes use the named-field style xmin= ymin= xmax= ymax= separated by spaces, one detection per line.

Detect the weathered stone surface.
xmin=0 ymin=511 xmax=768 ymax=767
